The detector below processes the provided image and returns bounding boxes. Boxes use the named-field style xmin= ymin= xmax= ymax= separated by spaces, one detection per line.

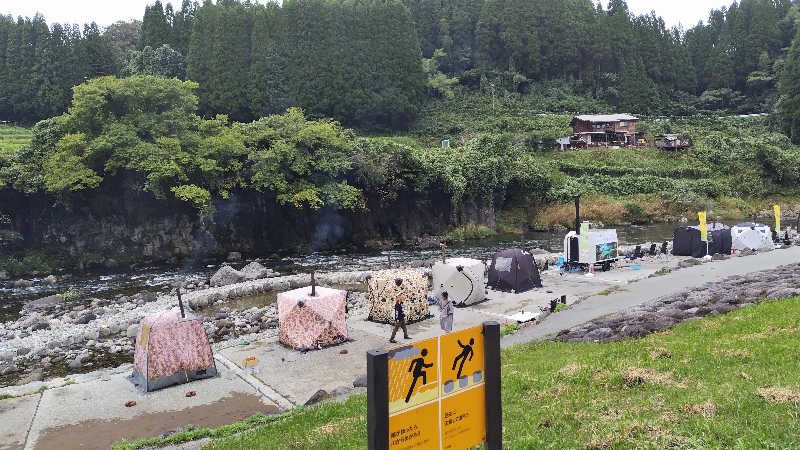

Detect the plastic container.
xmin=631 ymin=264 xmax=641 ymax=270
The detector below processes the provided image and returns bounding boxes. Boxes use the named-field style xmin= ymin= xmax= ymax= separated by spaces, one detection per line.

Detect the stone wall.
xmin=556 ymin=263 xmax=800 ymax=343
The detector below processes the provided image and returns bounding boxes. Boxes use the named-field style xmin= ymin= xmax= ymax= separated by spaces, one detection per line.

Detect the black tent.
xmin=487 ymin=249 xmax=542 ymax=293
xmin=672 ymin=223 xmax=731 ymax=258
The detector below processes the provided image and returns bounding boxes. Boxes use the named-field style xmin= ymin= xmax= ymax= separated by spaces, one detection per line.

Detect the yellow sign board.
xmin=442 ymin=383 xmax=486 ymax=449
xmin=698 ymin=212 xmax=708 ymax=242
xmin=439 ymin=326 xmax=484 ymax=397
xmin=388 ymin=336 xmax=439 ymax=415
xmin=387 ymin=326 xmax=486 ymax=450
xmin=774 ymin=205 xmax=781 ymax=233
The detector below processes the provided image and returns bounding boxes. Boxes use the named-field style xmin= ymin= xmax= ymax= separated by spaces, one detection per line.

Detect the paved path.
xmin=503 ymin=246 xmax=800 ymax=347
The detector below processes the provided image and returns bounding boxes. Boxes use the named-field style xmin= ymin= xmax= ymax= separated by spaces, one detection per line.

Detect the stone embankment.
xmin=556 ymin=262 xmax=800 ymax=343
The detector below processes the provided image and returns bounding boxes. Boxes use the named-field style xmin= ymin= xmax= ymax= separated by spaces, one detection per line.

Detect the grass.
xmin=0 ymin=393 xmax=14 ymax=400
xmin=501 ymin=323 xmax=521 ymax=336
xmin=116 ymin=297 xmax=800 ymax=449
xmin=596 ymin=285 xmax=622 ymax=296
xmin=0 ymin=126 xmax=31 ymax=156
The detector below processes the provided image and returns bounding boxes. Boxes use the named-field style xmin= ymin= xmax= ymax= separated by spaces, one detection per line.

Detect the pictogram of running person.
xmin=452 ymin=338 xmax=474 ymax=379
xmin=405 ymin=349 xmax=433 ymax=403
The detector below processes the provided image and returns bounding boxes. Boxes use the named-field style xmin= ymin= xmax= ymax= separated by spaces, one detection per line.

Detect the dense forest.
xmin=4 ymin=0 xmax=800 ymax=272
xmin=1 ymin=0 xmax=800 ymax=128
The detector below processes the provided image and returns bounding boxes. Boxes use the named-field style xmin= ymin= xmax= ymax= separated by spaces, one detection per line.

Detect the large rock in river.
xmin=23 ymin=294 xmax=64 ymax=312
xmin=241 ymin=261 xmax=273 ymax=280
xmin=210 ymin=265 xmax=246 ymax=287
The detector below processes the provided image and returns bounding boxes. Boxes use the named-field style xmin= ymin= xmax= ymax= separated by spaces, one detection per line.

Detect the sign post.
xmin=368 ymin=322 xmax=502 ymax=450
xmin=698 ymin=211 xmax=709 ymax=256
xmin=774 ymin=205 xmax=781 ymax=234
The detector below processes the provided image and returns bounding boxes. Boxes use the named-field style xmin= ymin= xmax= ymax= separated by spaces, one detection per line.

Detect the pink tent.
xmin=130 ymin=308 xmax=217 ymax=392
xmin=278 ymin=286 xmax=347 ymax=350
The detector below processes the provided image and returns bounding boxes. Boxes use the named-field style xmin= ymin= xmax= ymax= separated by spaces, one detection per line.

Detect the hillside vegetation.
xmin=114 ymin=297 xmax=800 ymax=449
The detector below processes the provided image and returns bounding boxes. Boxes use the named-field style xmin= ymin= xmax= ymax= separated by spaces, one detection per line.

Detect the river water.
xmin=0 ymin=222 xmax=683 ymax=321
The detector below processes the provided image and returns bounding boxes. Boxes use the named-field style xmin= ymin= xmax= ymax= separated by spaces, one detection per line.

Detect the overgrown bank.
xmin=114 ymin=295 xmax=800 ymax=449
xmin=3 ymin=78 xmax=800 ymax=276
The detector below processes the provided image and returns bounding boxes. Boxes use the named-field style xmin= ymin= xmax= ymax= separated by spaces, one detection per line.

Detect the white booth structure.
xmin=731 ymin=223 xmax=774 ymax=252
xmin=431 ymin=257 xmax=486 ymax=306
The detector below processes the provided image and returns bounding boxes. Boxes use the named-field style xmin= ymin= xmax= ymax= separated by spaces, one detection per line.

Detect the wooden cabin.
xmin=568 ymin=114 xmax=641 ymax=148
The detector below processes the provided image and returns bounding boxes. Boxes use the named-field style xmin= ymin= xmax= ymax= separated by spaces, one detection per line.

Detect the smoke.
xmin=311 ymin=208 xmax=344 ymax=252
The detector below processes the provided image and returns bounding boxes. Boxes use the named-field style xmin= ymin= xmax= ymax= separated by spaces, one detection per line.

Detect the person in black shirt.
xmin=389 ymin=294 xmax=411 ymax=343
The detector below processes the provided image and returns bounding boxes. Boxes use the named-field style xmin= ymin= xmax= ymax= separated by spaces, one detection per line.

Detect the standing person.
xmin=390 ymin=295 xmax=410 ymax=343
xmin=438 ymin=291 xmax=454 ymax=333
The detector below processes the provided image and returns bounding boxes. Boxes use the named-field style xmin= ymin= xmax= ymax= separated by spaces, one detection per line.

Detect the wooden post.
xmin=367 ymin=349 xmax=389 ymax=450
xmin=387 ymin=251 xmax=392 ymax=269
xmin=311 ymin=271 xmax=316 ymax=297
xmin=440 ymin=242 xmax=447 ymax=264
xmin=483 ymin=321 xmax=502 ymax=449
xmin=177 ymin=286 xmax=185 ymax=319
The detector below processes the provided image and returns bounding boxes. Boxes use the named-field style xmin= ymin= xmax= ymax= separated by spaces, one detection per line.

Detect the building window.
xmin=620 ymin=121 xmax=628 ymax=127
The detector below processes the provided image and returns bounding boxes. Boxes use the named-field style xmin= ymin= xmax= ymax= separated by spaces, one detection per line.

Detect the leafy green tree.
xmin=779 ymin=26 xmax=800 ymax=143
xmin=236 ymin=108 xmax=362 ymax=210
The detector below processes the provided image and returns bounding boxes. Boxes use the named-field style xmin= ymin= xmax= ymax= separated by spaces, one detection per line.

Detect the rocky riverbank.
xmin=0 ymin=264 xmax=393 ymax=386
xmin=555 ymin=261 xmax=800 ymax=343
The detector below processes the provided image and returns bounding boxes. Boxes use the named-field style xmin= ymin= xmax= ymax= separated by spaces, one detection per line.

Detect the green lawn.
xmin=0 ymin=126 xmax=31 ymax=156
xmin=116 ymin=297 xmax=800 ymax=449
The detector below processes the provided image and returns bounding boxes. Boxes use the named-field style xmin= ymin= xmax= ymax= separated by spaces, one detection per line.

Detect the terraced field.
xmin=0 ymin=126 xmax=31 ymax=156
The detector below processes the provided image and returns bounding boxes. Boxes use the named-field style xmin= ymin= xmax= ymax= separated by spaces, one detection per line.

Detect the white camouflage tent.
xmin=731 ymin=223 xmax=774 ymax=251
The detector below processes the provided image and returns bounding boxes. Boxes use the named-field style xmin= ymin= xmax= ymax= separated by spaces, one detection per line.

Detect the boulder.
xmin=30 ymin=321 xmax=50 ymax=331
xmin=210 ymin=265 xmax=246 ymax=287
xmin=227 ymin=252 xmax=243 ymax=262
xmin=12 ymin=279 xmax=34 ymax=288
xmin=330 ymin=386 xmax=352 ymax=397
xmin=16 ymin=347 xmax=31 ymax=356
xmin=619 ymin=324 xmax=649 ymax=338
xmin=353 ymin=375 xmax=368 ymax=388
xmin=241 ymin=261 xmax=272 ymax=280
xmin=138 ymin=291 xmax=158 ymax=303
xmin=42 ymin=275 xmax=57 ymax=285
xmin=304 ymin=389 xmax=330 ymax=406
xmin=584 ymin=327 xmax=614 ymax=342
xmin=68 ymin=356 xmax=84 ymax=370
xmin=75 ymin=313 xmax=96 ymax=325
xmin=0 ymin=270 xmax=8 ymax=280
xmin=126 ymin=324 xmax=139 ymax=339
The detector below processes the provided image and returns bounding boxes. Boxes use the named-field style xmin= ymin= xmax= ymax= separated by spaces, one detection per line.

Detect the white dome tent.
xmin=731 ymin=223 xmax=774 ymax=252
xmin=431 ymin=257 xmax=486 ymax=306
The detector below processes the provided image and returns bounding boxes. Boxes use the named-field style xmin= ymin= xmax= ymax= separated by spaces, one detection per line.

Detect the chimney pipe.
xmin=311 ymin=271 xmax=316 ymax=297
xmin=574 ymin=195 xmax=581 ymax=235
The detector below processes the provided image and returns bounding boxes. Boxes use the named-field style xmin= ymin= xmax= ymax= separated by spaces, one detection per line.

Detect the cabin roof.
xmin=571 ymin=114 xmax=639 ymax=124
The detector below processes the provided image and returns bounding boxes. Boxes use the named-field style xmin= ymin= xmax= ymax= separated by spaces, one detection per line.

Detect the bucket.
xmin=631 ymin=264 xmax=641 ymax=270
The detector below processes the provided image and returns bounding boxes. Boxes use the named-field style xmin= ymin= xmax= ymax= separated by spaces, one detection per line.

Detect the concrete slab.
xmin=221 ymin=328 xmax=384 ymax=406
xmin=0 ymin=394 xmax=40 ymax=450
xmin=25 ymin=363 xmax=279 ymax=450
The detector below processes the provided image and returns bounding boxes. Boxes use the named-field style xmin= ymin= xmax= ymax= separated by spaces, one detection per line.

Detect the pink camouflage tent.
xmin=278 ymin=285 xmax=348 ymax=350
xmin=130 ymin=308 xmax=217 ymax=392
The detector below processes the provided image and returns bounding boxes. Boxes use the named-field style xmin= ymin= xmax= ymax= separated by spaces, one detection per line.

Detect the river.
xmin=0 ymin=222 xmax=683 ymax=322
